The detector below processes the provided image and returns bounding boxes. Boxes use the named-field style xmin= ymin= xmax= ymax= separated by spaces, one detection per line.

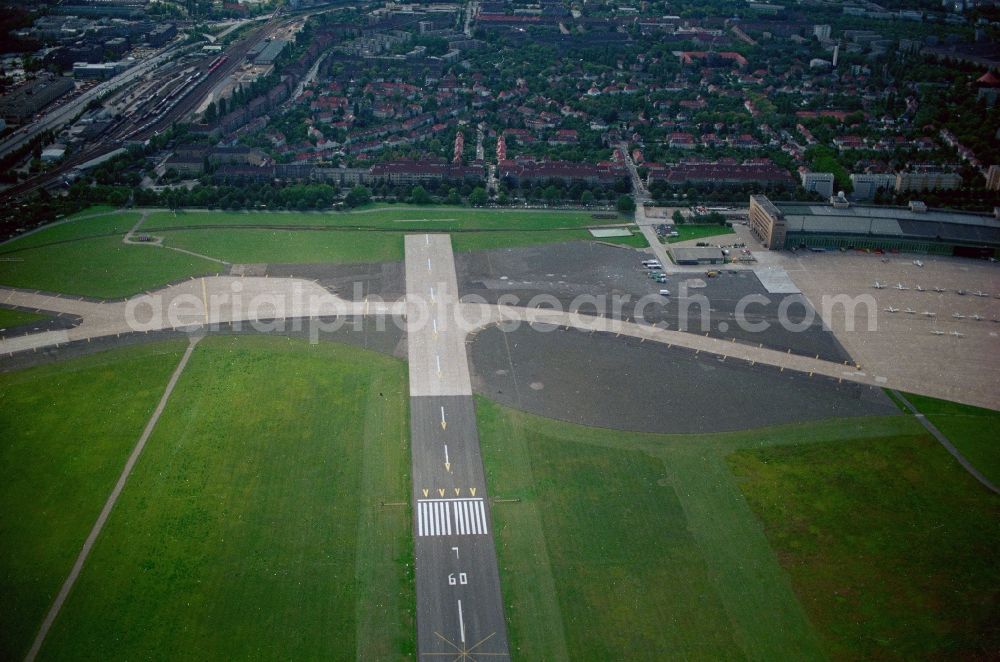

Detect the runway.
xmin=404 ymin=235 xmax=510 ymax=659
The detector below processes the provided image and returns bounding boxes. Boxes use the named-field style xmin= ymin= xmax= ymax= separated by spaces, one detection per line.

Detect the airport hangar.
xmin=748 ymin=195 xmax=1000 ymax=258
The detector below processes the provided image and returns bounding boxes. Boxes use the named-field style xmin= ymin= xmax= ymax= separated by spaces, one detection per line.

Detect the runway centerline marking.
xmin=458 ymin=600 xmax=466 ymax=643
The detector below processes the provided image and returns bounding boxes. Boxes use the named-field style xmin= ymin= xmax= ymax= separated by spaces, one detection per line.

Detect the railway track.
xmin=0 ymin=16 xmax=283 ymax=207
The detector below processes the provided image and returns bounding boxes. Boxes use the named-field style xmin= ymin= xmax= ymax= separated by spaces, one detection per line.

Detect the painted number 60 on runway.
xmin=448 ymin=573 xmax=468 ymax=586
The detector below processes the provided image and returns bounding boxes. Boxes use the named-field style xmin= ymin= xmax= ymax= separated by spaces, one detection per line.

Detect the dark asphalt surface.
xmin=0 ymin=308 xmax=79 ymax=338
xmin=456 ymin=241 xmax=852 ymax=363
xmin=469 ymin=324 xmax=898 ymax=434
xmin=410 ymin=395 xmax=509 ymax=659
xmin=265 ymin=261 xmax=405 ymax=301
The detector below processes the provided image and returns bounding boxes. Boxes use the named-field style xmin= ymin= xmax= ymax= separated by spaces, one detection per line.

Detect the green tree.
xmin=580 ymin=190 xmax=594 ymax=206
xmin=345 ymin=185 xmax=371 ymax=208
xmin=410 ymin=185 xmax=431 ymax=204
xmin=672 ymin=209 xmax=685 ymax=225
xmin=616 ymin=194 xmax=636 ymax=213
xmin=468 ymin=186 xmax=488 ymax=207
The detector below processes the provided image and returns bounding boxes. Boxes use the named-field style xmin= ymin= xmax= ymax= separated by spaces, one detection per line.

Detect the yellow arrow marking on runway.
xmin=440 ymin=406 xmax=447 ymax=430
xmin=422 ymin=489 xmax=429 ymax=498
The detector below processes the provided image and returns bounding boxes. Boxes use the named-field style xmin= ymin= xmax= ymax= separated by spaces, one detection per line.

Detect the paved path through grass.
xmin=24 ymin=334 xmax=202 ymax=662
xmin=123 ymin=212 xmax=231 ymax=265
xmin=891 ymin=390 xmax=1000 ymax=495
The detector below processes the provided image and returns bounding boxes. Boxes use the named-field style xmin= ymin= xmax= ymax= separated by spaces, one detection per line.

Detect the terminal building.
xmin=749 ymin=195 xmax=1000 ymax=258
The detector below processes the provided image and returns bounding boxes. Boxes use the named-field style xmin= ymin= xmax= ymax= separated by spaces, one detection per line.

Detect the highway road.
xmin=404 ymin=234 xmax=510 ymax=660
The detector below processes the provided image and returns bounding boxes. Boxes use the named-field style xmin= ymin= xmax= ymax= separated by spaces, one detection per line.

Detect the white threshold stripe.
xmin=416 ymin=499 xmax=490 ymax=537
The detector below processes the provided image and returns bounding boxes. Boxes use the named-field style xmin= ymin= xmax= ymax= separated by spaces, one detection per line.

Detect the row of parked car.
xmin=641 ymin=260 xmax=671 ymax=296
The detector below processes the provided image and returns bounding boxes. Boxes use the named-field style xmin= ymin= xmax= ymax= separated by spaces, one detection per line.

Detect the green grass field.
xmin=1 ymin=336 xmax=414 ymax=660
xmin=729 ymin=433 xmax=1000 ymax=660
xmin=143 ymin=206 xmax=618 ymax=232
xmin=0 ymin=211 xmax=223 ymax=299
xmin=0 ymin=341 xmax=189 ymax=660
xmin=478 ymin=398 xmax=996 ymax=661
xmin=0 ymin=206 xmax=641 ymax=296
xmin=0 ymin=307 xmax=49 ymax=330
xmin=1 ymin=208 xmax=135 ymax=250
xmin=158 ymin=226 xmax=646 ymax=264
xmin=160 ymin=228 xmax=405 ymax=264
xmin=666 ymin=224 xmax=736 ymax=244
xmin=898 ymin=392 xmax=1000 ymax=486
xmin=149 ymin=206 xmax=640 ymax=263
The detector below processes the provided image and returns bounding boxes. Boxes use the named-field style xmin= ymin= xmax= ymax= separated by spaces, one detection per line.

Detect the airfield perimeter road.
xmin=404 ymin=234 xmax=510 ymax=660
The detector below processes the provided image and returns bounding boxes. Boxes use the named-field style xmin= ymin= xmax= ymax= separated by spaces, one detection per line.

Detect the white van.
xmin=659 ymin=289 xmax=671 ymax=296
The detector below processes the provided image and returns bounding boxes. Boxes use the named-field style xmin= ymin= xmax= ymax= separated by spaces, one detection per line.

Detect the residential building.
xmin=369 ymin=159 xmax=484 ymax=185
xmin=850 ymin=172 xmax=897 ymax=199
xmin=209 ymin=146 xmax=268 ymax=166
xmin=895 ymin=171 xmax=962 ymax=194
xmin=985 ymin=164 xmax=1000 ymax=192
xmin=163 ymin=154 xmax=205 ymax=176
xmin=498 ymin=159 xmax=627 ymax=186
xmin=799 ymin=170 xmax=835 ymax=198
xmin=648 ymin=160 xmax=796 ymax=189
